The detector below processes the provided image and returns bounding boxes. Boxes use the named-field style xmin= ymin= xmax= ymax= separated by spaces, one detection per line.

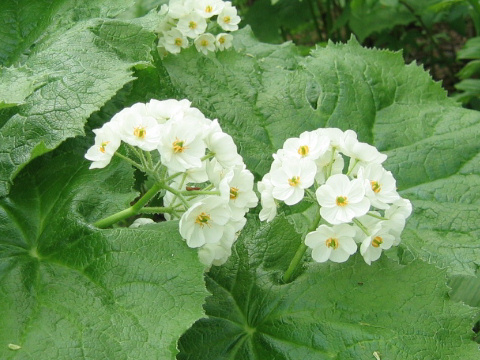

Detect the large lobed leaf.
xmin=178 ymin=217 xmax=479 ymax=359
xmin=0 ymin=0 xmax=156 ymax=197
xmin=0 ymin=151 xmax=208 ymax=359
xmin=163 ymin=28 xmax=480 ymax=277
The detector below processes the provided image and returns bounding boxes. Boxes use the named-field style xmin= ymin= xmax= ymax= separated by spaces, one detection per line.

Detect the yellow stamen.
xmin=223 ymin=16 xmax=231 ymax=24
xmin=288 ymin=176 xmax=300 ymax=187
xmin=201 ymin=39 xmax=208 ymax=47
xmin=325 ymin=237 xmax=339 ymax=249
xmin=230 ymin=187 xmax=239 ymax=200
xmin=370 ymin=180 xmax=382 ymax=193
xmin=336 ymin=196 xmax=348 ymax=207
xmin=189 ymin=21 xmax=197 ymax=29
xmin=195 ymin=212 xmax=211 ymax=227
xmin=99 ymin=141 xmax=110 ymax=153
xmin=172 ymin=138 xmax=187 ymax=153
xmin=372 ymin=236 xmax=383 ymax=248
xmin=133 ymin=127 xmax=146 ymax=139
xmin=174 ymin=38 xmax=183 ymax=46
xmin=297 ymin=145 xmax=309 ymax=157
xmin=205 ymin=5 xmax=213 ymax=13
xmin=218 ymin=36 xmax=225 ymax=44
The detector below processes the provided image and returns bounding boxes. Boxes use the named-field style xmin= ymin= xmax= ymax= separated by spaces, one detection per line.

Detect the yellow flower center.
xmin=370 ymin=180 xmax=382 ymax=193
xmin=133 ymin=127 xmax=146 ymax=139
xmin=205 ymin=5 xmax=213 ymax=13
xmin=172 ymin=138 xmax=187 ymax=153
xmin=189 ymin=21 xmax=197 ymax=29
xmin=99 ymin=141 xmax=110 ymax=153
xmin=174 ymin=38 xmax=183 ymax=46
xmin=218 ymin=36 xmax=225 ymax=44
xmin=372 ymin=236 xmax=383 ymax=248
xmin=230 ymin=187 xmax=239 ymax=200
xmin=336 ymin=196 xmax=348 ymax=207
xmin=297 ymin=145 xmax=309 ymax=157
xmin=201 ymin=39 xmax=208 ymax=47
xmin=223 ymin=16 xmax=231 ymax=24
xmin=195 ymin=212 xmax=211 ymax=227
xmin=325 ymin=237 xmax=339 ymax=249
xmin=288 ymin=176 xmax=300 ymax=187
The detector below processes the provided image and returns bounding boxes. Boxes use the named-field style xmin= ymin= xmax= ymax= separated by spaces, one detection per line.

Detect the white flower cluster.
xmin=156 ymin=0 xmax=241 ymax=55
xmin=258 ymin=128 xmax=412 ymax=265
xmin=85 ymin=99 xmax=257 ymax=267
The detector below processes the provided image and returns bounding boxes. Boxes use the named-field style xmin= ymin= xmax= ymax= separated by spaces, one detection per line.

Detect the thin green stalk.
xmin=114 ymin=152 xmax=144 ymax=171
xmin=325 ymin=148 xmax=337 ymax=179
xmin=282 ymin=208 xmax=321 ymax=283
xmin=162 ymin=184 xmax=190 ymax=208
xmin=353 ymin=218 xmax=370 ymax=236
xmin=94 ymin=183 xmax=163 ymax=228
xmin=367 ymin=212 xmax=388 ymax=221
xmin=139 ymin=206 xmax=175 ymax=214
xmin=467 ymin=0 xmax=480 ymax=35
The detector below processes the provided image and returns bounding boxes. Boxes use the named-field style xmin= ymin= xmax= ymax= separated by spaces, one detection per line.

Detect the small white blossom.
xmin=114 ymin=104 xmax=162 ymax=151
xmin=270 ymin=158 xmax=317 ymax=205
xmin=162 ymin=28 xmax=189 ymax=54
xmin=357 ymin=164 xmax=400 ymax=209
xmin=215 ymin=33 xmax=233 ymax=51
xmin=316 ymin=174 xmax=370 ymax=224
xmin=205 ymin=120 xmax=243 ymax=168
xmin=217 ymin=2 xmax=241 ymax=31
xmin=129 ymin=218 xmax=155 ymax=228
xmin=198 ymin=224 xmax=236 ymax=267
xmin=258 ymin=174 xmax=277 ymax=222
xmin=146 ymin=98 xmax=191 ymax=124
xmin=283 ymin=130 xmax=330 ymax=162
xmin=179 ymin=196 xmax=231 ymax=248
xmin=194 ymin=33 xmax=216 ymax=55
xmin=359 ymin=223 xmax=395 ymax=265
xmin=342 ymin=132 xmax=387 ymax=175
xmin=305 ymin=224 xmax=357 ymax=263
xmin=158 ymin=117 xmax=206 ymax=172
xmin=194 ymin=0 xmax=225 ymax=18
xmin=85 ymin=123 xmax=121 ymax=169
xmin=177 ymin=12 xmax=208 ymax=38
xmin=167 ymin=0 xmax=192 ymax=19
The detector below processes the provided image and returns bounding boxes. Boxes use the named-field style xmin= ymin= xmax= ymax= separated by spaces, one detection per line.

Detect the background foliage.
xmin=0 ymin=0 xmax=479 ymax=359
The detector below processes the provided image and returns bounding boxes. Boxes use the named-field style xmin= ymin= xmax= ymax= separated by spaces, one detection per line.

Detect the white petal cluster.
xmin=157 ymin=0 xmax=239 ymax=56
xmin=86 ymin=99 xmax=257 ymax=268
xmin=259 ymin=128 xmax=412 ymax=265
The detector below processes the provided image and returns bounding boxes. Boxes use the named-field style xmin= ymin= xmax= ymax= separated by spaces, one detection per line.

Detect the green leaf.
xmin=0 ymin=151 xmax=207 ymax=359
xmin=0 ymin=0 xmax=136 ymax=66
xmin=162 ymin=30 xmax=480 ymax=275
xmin=178 ymin=217 xmax=479 ymax=359
xmin=0 ymin=13 xmax=156 ymax=196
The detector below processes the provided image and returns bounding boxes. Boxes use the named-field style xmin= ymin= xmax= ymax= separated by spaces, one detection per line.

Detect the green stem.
xmin=346 ymin=159 xmax=359 ymax=176
xmin=162 ymin=184 xmax=190 ymax=208
xmin=325 ymin=148 xmax=337 ymax=179
xmin=114 ymin=152 xmax=144 ymax=170
xmin=94 ymin=183 xmax=163 ymax=228
xmin=282 ymin=208 xmax=321 ymax=283
xmin=201 ymin=152 xmax=216 ymax=161
xmin=353 ymin=218 xmax=370 ymax=236
xmin=181 ymin=190 xmax=220 ymax=196
xmin=367 ymin=212 xmax=388 ymax=221
xmin=467 ymin=0 xmax=480 ymax=35
xmin=139 ymin=206 xmax=175 ymax=214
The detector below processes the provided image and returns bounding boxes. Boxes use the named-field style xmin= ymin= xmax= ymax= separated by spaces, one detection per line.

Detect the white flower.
xmin=85 ymin=122 xmax=121 ymax=169
xmin=198 ymin=224 xmax=236 ymax=267
xmin=179 ymin=196 xmax=231 ymax=248
xmin=384 ymin=198 xmax=412 ymax=244
xmin=342 ymin=132 xmax=387 ymax=175
xmin=314 ymin=150 xmax=344 ymax=185
xmin=359 ymin=223 xmax=395 ymax=265
xmin=194 ymin=0 xmax=225 ymax=18
xmin=283 ymin=130 xmax=330 ymax=162
xmin=258 ymin=174 xmax=277 ymax=222
xmin=146 ymin=98 xmax=191 ymax=124
xmin=129 ymin=218 xmax=155 ymax=228
xmin=167 ymin=0 xmax=192 ymax=19
xmin=114 ymin=103 xmax=162 ymax=151
xmin=215 ymin=33 xmax=233 ymax=51
xmin=217 ymin=2 xmax=241 ymax=31
xmin=305 ymin=224 xmax=357 ymax=263
xmin=357 ymin=164 xmax=400 ymax=209
xmin=177 ymin=12 xmax=208 ymax=38
xmin=158 ymin=117 xmax=206 ymax=172
xmin=205 ymin=120 xmax=243 ymax=168
xmin=219 ymin=165 xmax=258 ymax=213
xmin=194 ymin=33 xmax=216 ymax=55
xmin=270 ymin=158 xmax=317 ymax=205
xmin=315 ymin=128 xmax=353 ymax=149
xmin=316 ymin=174 xmax=370 ymax=224
xmin=162 ymin=28 xmax=189 ymax=54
